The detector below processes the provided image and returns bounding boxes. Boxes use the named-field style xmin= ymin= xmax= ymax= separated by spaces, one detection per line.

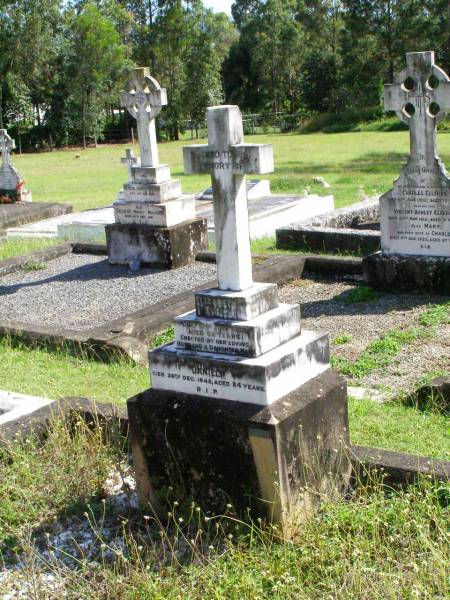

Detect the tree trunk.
xmin=82 ymin=94 xmax=87 ymax=150
xmin=0 ymin=84 xmax=3 ymax=129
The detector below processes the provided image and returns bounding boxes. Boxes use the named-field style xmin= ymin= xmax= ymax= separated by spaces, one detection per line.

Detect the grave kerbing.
xmin=363 ymin=51 xmax=450 ymax=292
xmin=0 ymin=129 xmax=32 ymax=203
xmin=106 ymin=67 xmax=207 ymax=268
xmin=127 ymin=105 xmax=351 ymax=524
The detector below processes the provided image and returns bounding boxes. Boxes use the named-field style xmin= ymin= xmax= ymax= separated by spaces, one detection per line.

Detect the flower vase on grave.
xmin=106 ymin=67 xmax=207 ymax=269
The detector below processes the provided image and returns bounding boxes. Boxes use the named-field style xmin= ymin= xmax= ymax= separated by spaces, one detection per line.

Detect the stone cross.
xmin=120 ymin=67 xmax=167 ymax=168
xmin=184 ymin=106 xmax=273 ymax=291
xmin=121 ymin=148 xmax=139 ymax=182
xmin=0 ymin=129 xmax=15 ymax=168
xmin=385 ymin=51 xmax=450 ymax=165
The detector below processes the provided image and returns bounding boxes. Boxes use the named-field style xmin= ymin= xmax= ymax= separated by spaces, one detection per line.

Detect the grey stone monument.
xmin=0 ymin=129 xmax=32 ymax=203
xmin=106 ymin=67 xmax=207 ymax=268
xmin=127 ymin=105 xmax=351 ymax=524
xmin=364 ymin=51 xmax=450 ymax=292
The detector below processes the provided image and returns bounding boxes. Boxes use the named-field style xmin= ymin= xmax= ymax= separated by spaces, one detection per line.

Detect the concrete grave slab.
xmin=277 ymin=197 xmax=381 ymax=255
xmin=0 ymin=202 xmax=73 ymax=234
xmin=0 ymin=391 xmax=54 ymax=426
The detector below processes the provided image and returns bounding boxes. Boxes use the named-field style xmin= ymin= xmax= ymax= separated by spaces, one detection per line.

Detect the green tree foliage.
xmin=65 ymin=2 xmax=129 ymax=147
xmin=3 ymin=0 xmax=450 ymax=146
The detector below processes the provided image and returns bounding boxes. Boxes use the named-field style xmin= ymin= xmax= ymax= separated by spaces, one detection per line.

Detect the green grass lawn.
xmin=0 ymin=237 xmax=61 ymax=261
xmin=13 ymin=130 xmax=450 ymax=212
xmin=0 ymin=337 xmax=447 ymax=460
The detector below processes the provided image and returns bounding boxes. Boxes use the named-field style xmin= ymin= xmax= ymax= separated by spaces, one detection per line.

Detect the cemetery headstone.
xmin=0 ymin=129 xmax=32 ymax=203
xmin=363 ymin=51 xmax=450 ymax=292
xmin=127 ymin=106 xmax=351 ymax=524
xmin=106 ymin=67 xmax=207 ymax=268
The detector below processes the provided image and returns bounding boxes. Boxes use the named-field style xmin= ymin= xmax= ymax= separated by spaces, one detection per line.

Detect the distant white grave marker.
xmin=0 ymin=129 xmax=15 ymax=167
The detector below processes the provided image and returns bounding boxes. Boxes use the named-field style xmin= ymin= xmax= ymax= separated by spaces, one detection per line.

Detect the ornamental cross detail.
xmin=385 ymin=51 xmax=450 ymax=165
xmin=120 ymin=67 xmax=167 ymax=168
xmin=183 ymin=106 xmax=274 ymax=292
xmin=121 ymin=148 xmax=139 ymax=182
xmin=0 ymin=129 xmax=15 ymax=168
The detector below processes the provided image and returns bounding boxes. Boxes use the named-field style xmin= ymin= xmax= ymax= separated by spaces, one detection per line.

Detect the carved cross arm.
xmin=183 ymin=143 xmax=274 ymax=175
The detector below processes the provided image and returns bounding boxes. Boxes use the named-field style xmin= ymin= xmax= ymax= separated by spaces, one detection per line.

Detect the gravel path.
xmin=279 ymin=279 xmax=449 ymax=394
xmin=0 ymin=254 xmax=216 ymax=331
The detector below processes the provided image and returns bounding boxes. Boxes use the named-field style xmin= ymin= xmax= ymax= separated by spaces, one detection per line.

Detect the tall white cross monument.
xmin=184 ymin=106 xmax=274 ymax=291
xmin=121 ymin=67 xmax=167 ymax=168
xmin=131 ymin=108 xmax=350 ymax=525
xmin=380 ymin=51 xmax=450 ymax=257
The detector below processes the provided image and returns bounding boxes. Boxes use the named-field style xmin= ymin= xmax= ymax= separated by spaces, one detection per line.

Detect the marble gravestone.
xmin=106 ymin=67 xmax=207 ymax=268
xmin=0 ymin=129 xmax=32 ymax=203
xmin=127 ymin=106 xmax=351 ymax=524
xmin=364 ymin=52 xmax=450 ymax=292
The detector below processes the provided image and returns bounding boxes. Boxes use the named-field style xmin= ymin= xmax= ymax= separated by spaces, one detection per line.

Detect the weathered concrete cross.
xmin=385 ymin=51 xmax=450 ymax=164
xmin=121 ymin=148 xmax=139 ymax=182
xmin=0 ymin=129 xmax=15 ymax=168
xmin=120 ymin=67 xmax=167 ymax=168
xmin=184 ymin=105 xmax=273 ymax=291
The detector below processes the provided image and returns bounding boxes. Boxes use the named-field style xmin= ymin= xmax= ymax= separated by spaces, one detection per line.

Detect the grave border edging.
xmin=1 ymin=396 xmax=448 ymax=487
xmin=0 ymin=251 xmax=307 ymax=364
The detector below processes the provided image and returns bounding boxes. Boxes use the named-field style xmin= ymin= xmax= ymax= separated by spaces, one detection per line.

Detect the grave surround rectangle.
xmin=107 ymin=67 xmax=207 ymax=267
xmin=128 ymin=104 xmax=351 ymax=522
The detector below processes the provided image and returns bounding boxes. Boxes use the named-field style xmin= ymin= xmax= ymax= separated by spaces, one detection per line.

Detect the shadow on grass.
xmin=301 ymin=288 xmax=448 ymax=320
xmin=341 ymin=151 xmax=407 ymax=174
xmin=273 ymin=152 xmax=407 ymax=177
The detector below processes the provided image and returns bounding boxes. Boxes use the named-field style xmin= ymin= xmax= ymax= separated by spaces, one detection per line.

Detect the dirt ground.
xmin=278 ymin=278 xmax=450 ymax=396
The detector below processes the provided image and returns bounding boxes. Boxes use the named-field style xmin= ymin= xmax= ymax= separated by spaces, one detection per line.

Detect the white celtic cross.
xmin=184 ymin=106 xmax=274 ymax=291
xmin=120 ymin=67 xmax=167 ymax=168
xmin=385 ymin=51 xmax=450 ymax=164
xmin=0 ymin=129 xmax=15 ymax=168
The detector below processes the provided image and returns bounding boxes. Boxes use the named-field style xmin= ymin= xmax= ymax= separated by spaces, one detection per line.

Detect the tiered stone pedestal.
xmin=129 ymin=280 xmax=351 ymax=522
xmin=128 ymin=370 xmax=351 ymax=520
xmin=363 ymin=252 xmax=450 ymax=293
xmin=107 ymin=163 xmax=207 ymax=267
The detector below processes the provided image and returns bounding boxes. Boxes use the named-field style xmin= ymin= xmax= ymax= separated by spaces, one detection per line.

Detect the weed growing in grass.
xmin=333 ymin=285 xmax=379 ymax=304
xmin=333 ymin=299 xmax=449 ymax=381
xmin=0 ymin=415 xmax=121 ymax=550
xmin=20 ymin=260 xmax=47 ymax=272
xmin=418 ymin=301 xmax=450 ymax=327
xmin=152 ymin=326 xmax=175 ymax=348
xmin=333 ymin=333 xmax=353 ymax=345
xmin=1 ymin=416 xmax=448 ymax=598
xmin=332 ymin=327 xmax=426 ymax=378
